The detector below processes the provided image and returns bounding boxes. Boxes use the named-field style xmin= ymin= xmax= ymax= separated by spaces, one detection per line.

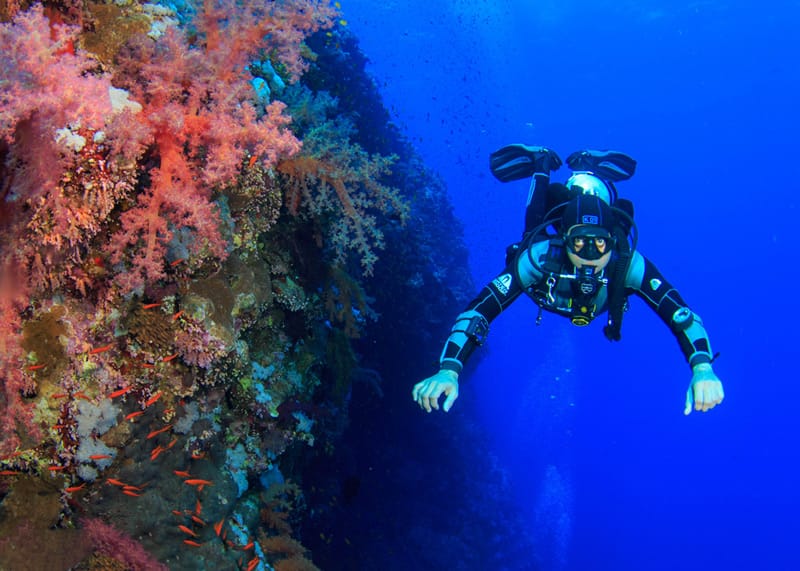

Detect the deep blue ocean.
xmin=342 ymin=1 xmax=798 ymax=570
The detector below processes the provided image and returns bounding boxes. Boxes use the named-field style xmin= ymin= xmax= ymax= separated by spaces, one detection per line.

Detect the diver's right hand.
xmin=412 ymin=370 xmax=459 ymax=413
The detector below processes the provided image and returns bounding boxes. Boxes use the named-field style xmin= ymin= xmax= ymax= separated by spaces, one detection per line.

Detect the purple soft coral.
xmin=81 ymin=518 xmax=168 ymax=571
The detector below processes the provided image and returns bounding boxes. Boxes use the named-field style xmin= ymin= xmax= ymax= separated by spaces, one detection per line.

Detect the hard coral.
xmin=80 ymin=1 xmax=152 ymax=65
xmin=0 ymin=479 xmax=92 ymax=570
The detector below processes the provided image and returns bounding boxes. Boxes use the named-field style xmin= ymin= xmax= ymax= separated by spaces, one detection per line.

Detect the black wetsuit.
xmin=438 ymin=173 xmax=714 ymax=375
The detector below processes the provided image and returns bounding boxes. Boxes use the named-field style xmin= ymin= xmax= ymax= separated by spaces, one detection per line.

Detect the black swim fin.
xmin=566 ymin=150 xmax=637 ymax=182
xmin=490 ymin=144 xmax=562 ymax=182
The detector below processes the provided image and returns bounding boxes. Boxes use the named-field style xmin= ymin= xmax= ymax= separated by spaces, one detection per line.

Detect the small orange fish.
xmin=172 ymin=310 xmax=185 ymax=321
xmin=194 ymin=499 xmax=202 ymax=515
xmin=183 ymin=539 xmax=202 ymax=548
xmin=178 ymin=524 xmax=198 ymax=537
xmin=242 ymin=541 xmax=254 ymax=551
xmin=191 ymin=515 xmax=206 ymax=526
xmin=146 ymin=424 xmax=173 ymax=439
xmin=89 ymin=343 xmax=114 ymax=355
xmin=144 ymin=391 xmax=162 ymax=407
xmin=108 ymin=386 xmax=133 ymax=399
xmin=162 ymin=353 xmax=179 ymax=362
xmin=142 ymin=302 xmax=162 ymax=309
xmin=89 ymin=454 xmax=112 ymax=460
xmin=170 ymin=258 xmax=186 ymax=267
xmin=106 ymin=478 xmax=126 ymax=487
xmin=174 ymin=470 xmax=192 ymax=478
xmin=125 ymin=411 xmax=145 ymax=421
xmin=166 ymin=437 xmax=178 ymax=449
xmin=26 ymin=364 xmax=47 ymax=371
xmin=141 ymin=362 xmax=155 ymax=369
xmin=65 ymin=483 xmax=86 ymax=493
xmin=214 ymin=518 xmax=225 ymax=536
xmin=122 ymin=490 xmax=140 ymax=497
xmin=48 ymin=466 xmax=66 ymax=471
xmin=248 ymin=155 xmax=259 ymax=168
xmin=184 ymin=479 xmax=214 ymax=487
xmin=150 ymin=446 xmax=165 ymax=461
xmin=246 ymin=557 xmax=260 ymax=571
xmin=0 ymin=470 xmax=20 ymax=476
xmin=191 ymin=451 xmax=206 ymax=460
xmin=50 ymin=393 xmax=69 ymax=399
xmin=73 ymin=392 xmax=92 ymax=401
xmin=172 ymin=510 xmax=183 ymax=517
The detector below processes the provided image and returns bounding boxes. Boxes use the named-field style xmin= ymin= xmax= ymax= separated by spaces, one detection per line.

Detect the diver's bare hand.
xmin=684 ymin=363 xmax=725 ymax=415
xmin=412 ymin=370 xmax=459 ymax=413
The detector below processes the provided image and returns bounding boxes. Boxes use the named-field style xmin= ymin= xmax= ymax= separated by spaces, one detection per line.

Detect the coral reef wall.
xmin=1 ymin=1 xmax=534 ymax=569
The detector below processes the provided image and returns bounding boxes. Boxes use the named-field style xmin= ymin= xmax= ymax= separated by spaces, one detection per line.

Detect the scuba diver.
xmin=412 ymin=145 xmax=725 ymax=415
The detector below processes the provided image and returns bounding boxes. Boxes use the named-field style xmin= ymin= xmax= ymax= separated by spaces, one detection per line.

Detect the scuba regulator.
xmin=535 ymin=263 xmax=608 ymax=327
xmin=569 ymin=266 xmax=607 ymax=326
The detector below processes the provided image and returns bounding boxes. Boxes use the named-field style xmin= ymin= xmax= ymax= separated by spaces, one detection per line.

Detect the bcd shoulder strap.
xmin=603 ymin=226 xmax=633 ymax=341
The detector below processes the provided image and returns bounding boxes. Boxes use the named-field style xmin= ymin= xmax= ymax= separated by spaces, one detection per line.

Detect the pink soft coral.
xmin=107 ymin=0 xmax=336 ymax=294
xmin=0 ymin=5 xmax=124 ymax=289
xmin=0 ymin=6 xmax=124 ymax=452
xmin=0 ymin=4 xmax=112 ymax=144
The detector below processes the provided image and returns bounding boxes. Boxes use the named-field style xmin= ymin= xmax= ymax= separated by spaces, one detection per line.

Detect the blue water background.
xmin=343 ymin=1 xmax=797 ymax=569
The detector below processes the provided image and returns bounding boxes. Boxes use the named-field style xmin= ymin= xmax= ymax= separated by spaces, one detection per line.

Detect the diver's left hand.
xmin=684 ymin=363 xmax=725 ymax=415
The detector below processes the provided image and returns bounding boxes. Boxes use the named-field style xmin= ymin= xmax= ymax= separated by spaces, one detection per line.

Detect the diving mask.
xmin=565 ymin=226 xmax=613 ymax=261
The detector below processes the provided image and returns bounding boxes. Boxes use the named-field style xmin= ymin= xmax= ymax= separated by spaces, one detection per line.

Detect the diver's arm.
xmin=626 ymin=252 xmax=725 ymax=413
xmin=626 ymin=253 xmax=713 ymax=366
xmin=438 ymin=240 xmax=549 ymax=374
xmin=413 ymin=263 xmax=531 ymax=413
xmin=438 ymin=273 xmax=525 ymax=374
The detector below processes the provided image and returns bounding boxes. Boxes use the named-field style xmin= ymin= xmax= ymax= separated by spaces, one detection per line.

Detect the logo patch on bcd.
xmin=649 ymin=278 xmax=662 ymax=291
xmin=581 ymin=214 xmax=599 ymax=225
xmin=492 ymin=273 xmax=513 ymax=295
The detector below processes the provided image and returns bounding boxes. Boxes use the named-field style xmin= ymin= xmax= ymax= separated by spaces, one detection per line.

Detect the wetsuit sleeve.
xmin=625 ymin=252 xmax=715 ymax=368
xmin=439 ymin=271 xmax=526 ymax=374
xmin=439 ymin=241 xmax=549 ymax=373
